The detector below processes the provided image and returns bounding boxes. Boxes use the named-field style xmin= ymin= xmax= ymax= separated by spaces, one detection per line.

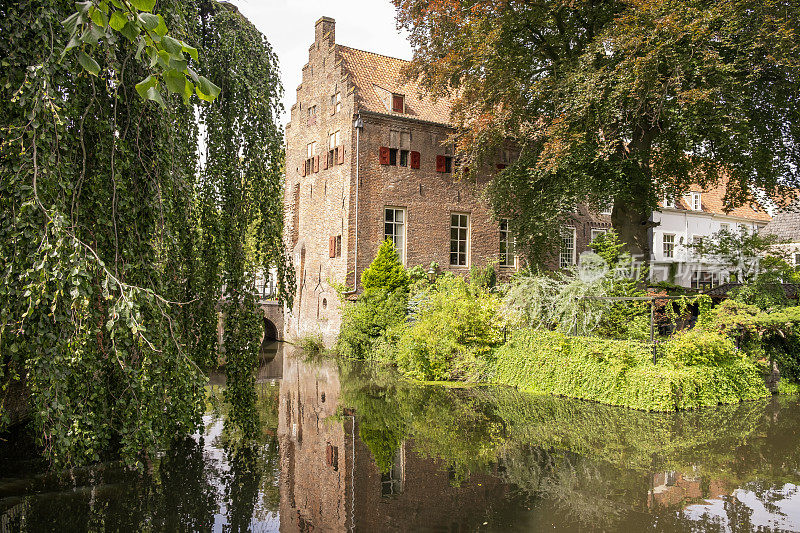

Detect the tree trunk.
xmin=611 ymin=127 xmax=657 ymax=277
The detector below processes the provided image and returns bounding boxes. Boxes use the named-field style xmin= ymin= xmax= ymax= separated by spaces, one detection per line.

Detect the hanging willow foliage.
xmin=0 ymin=0 xmax=293 ymax=468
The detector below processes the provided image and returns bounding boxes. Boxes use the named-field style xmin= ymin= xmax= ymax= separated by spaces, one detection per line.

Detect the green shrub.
xmin=336 ymin=288 xmax=408 ymax=359
xmin=394 ymin=275 xmax=503 ymax=381
xmin=493 ymin=329 xmax=769 ymax=411
xmin=297 ymin=334 xmax=325 ymax=354
xmin=663 ymin=330 xmax=739 ymax=367
xmin=361 ymin=239 xmax=409 ymax=293
xmin=470 ymin=263 xmax=497 ymax=289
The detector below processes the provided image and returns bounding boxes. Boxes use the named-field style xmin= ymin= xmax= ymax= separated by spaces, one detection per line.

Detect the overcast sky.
xmin=226 ymin=0 xmax=412 ymax=128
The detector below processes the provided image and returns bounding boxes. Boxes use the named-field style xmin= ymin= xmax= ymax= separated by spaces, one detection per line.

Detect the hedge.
xmin=492 ymin=330 xmax=770 ymax=411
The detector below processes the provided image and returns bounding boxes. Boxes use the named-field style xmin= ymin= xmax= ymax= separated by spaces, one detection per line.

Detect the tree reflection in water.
xmin=1 ymin=344 xmax=799 ymax=532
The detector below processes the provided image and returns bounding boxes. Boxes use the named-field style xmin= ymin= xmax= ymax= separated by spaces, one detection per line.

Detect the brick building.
xmin=284 ymin=17 xmax=525 ymax=345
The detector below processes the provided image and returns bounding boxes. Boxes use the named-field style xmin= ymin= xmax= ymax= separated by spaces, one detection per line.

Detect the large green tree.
xmin=0 ymin=0 xmax=292 ymax=467
xmin=395 ymin=0 xmax=800 ymax=264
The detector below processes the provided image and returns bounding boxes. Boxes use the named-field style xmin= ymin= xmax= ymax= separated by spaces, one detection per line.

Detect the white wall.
xmin=650 ymin=201 xmax=768 ymax=287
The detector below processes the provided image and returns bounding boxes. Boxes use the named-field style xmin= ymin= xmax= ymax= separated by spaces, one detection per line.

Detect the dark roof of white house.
xmin=761 ymin=202 xmax=800 ymax=242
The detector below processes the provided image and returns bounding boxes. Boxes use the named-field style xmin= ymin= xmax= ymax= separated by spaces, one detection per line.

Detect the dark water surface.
xmin=2 ymin=342 xmax=799 ymax=532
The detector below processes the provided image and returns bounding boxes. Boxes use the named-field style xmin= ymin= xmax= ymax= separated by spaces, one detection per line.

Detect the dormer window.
xmin=691 ymin=192 xmax=702 ymax=211
xmin=392 ymin=93 xmax=405 ymax=113
xmin=663 ymin=196 xmax=675 ymax=209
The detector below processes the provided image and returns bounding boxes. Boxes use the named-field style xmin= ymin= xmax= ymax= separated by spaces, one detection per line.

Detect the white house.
xmin=649 ymin=182 xmax=772 ymax=289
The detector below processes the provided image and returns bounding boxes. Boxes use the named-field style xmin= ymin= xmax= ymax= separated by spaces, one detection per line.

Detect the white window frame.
xmin=719 ymin=223 xmax=730 ymax=233
xmin=560 ymin=227 xmax=576 ymax=268
xmin=794 ymin=252 xmax=800 ymax=266
xmin=600 ymin=203 xmax=612 ymax=215
xmin=450 ymin=213 xmax=470 ymax=267
xmin=307 ymin=141 xmax=317 ymax=158
xmin=590 ymin=228 xmax=607 ymax=242
xmin=662 ymin=233 xmax=675 ymax=258
xmin=499 ymin=218 xmax=515 ymax=267
xmin=329 ymin=130 xmax=340 ymax=149
xmin=691 ymin=192 xmax=702 ymax=211
xmin=663 ymin=196 xmax=675 ymax=209
xmin=331 ymin=91 xmax=341 ymax=113
xmin=384 ymin=207 xmax=406 ymax=265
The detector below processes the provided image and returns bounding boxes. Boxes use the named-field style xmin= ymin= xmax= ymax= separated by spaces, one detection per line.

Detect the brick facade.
xmin=284 ymin=17 xmax=521 ymax=346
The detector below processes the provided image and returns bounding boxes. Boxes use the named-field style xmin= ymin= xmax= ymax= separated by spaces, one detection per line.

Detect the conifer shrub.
xmin=336 ymin=240 xmax=409 ymax=359
xmin=361 ymin=239 xmax=409 ymax=293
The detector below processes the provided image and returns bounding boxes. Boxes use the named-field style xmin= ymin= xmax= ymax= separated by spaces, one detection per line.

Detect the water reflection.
xmin=1 ymin=343 xmax=799 ymax=532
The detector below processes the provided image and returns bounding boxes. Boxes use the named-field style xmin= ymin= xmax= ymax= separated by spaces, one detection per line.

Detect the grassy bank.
xmin=493 ymin=330 xmax=770 ymax=411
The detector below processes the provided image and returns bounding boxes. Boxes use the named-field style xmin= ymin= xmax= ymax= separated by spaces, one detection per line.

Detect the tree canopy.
xmin=394 ymin=0 xmax=800 ymax=264
xmin=0 ymin=0 xmax=291 ymax=467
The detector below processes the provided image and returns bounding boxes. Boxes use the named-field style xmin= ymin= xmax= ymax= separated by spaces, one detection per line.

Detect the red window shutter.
xmin=314 ymin=155 xmax=320 ymax=173
xmin=392 ymin=94 xmax=404 ymax=113
xmin=436 ymin=155 xmax=446 ymax=173
xmin=300 ymin=161 xmax=306 ymax=177
xmin=329 ymin=236 xmax=336 ymax=258
xmin=379 ymin=146 xmax=390 ymax=165
xmin=410 ymin=151 xmax=420 ymax=169
xmin=337 ymin=145 xmax=345 ymax=165
xmin=322 ymin=153 xmax=328 ymax=170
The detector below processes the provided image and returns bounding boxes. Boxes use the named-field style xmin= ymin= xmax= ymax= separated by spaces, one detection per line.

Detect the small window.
xmin=600 ymin=202 xmax=613 ymax=215
xmin=560 ymin=227 xmax=576 ymax=268
xmin=794 ymin=252 xmax=800 ymax=266
xmin=691 ymin=271 xmax=715 ymax=290
xmin=308 ymin=105 xmax=317 ymax=117
xmin=392 ymin=93 xmax=404 ymax=113
xmin=436 ymin=155 xmax=453 ymax=173
xmin=389 ymin=148 xmax=398 ymax=166
xmin=329 ymin=130 xmax=340 ymax=149
xmin=664 ymin=196 xmax=675 ymax=209
xmin=399 ymin=150 xmax=409 ymax=167
xmin=591 ymin=228 xmax=607 ymax=242
xmin=499 ymin=218 xmax=515 ymax=267
xmin=381 ymin=447 xmax=404 ymax=497
xmin=450 ymin=213 xmax=469 ymax=266
xmin=331 ymin=92 xmax=341 ymax=113
xmin=384 ymin=207 xmax=406 ymax=264
xmin=691 ymin=192 xmax=702 ymax=211
xmin=663 ymin=234 xmax=675 ymax=258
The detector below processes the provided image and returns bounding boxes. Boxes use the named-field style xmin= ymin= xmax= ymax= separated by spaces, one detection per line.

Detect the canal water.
xmin=1 ymin=342 xmax=799 ymax=532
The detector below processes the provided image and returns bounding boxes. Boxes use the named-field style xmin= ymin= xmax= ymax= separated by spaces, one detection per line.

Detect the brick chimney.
xmin=315 ymin=16 xmax=335 ymax=47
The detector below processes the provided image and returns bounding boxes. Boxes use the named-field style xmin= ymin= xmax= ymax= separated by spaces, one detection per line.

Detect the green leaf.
xmin=62 ymin=12 xmax=82 ymax=35
xmin=121 ymin=20 xmax=140 ymax=41
xmin=135 ymin=38 xmax=146 ymax=60
xmin=78 ymin=51 xmax=100 ymax=76
xmin=153 ymin=15 xmax=168 ymax=37
xmin=130 ymin=0 xmax=156 ymax=12
xmin=62 ymin=34 xmax=81 ymax=58
xmin=182 ymin=43 xmax=198 ymax=62
xmin=76 ymin=1 xmax=92 ymax=14
xmin=80 ymin=27 xmax=99 ymax=46
xmin=135 ymin=75 xmax=158 ymax=99
xmin=195 ymin=76 xmax=221 ymax=102
xmin=161 ymin=35 xmax=183 ymax=56
xmin=169 ymin=57 xmax=187 ymax=72
xmin=88 ymin=6 xmax=108 ymax=28
xmin=186 ymin=66 xmax=200 ymax=84
xmin=182 ymin=79 xmax=194 ymax=104
xmin=156 ymin=49 xmax=170 ymax=68
xmin=164 ymin=68 xmax=185 ymax=94
xmin=138 ymin=13 xmax=159 ymax=30
xmin=109 ymin=10 xmax=127 ymax=32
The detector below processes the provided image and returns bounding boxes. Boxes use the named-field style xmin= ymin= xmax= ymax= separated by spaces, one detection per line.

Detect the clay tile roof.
xmin=761 ymin=200 xmax=800 ymax=242
xmin=672 ymin=180 xmax=772 ymax=222
xmin=337 ymin=45 xmax=454 ymax=126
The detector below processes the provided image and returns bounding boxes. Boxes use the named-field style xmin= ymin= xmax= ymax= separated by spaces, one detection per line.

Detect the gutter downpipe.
xmin=348 ymin=114 xmax=364 ymax=295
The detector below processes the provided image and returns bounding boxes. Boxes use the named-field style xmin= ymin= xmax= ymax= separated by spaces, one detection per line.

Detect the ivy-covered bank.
xmin=494 ymin=331 xmax=769 ymax=411
xmin=335 ymin=235 xmax=799 ymax=411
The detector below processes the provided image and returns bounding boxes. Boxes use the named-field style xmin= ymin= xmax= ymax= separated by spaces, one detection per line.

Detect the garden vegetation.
xmin=336 ymin=233 xmax=799 ymax=411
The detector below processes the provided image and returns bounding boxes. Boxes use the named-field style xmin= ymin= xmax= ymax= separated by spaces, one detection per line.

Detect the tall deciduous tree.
xmin=395 ymin=0 xmax=800 ymax=264
xmin=0 ymin=0 xmax=291 ymax=467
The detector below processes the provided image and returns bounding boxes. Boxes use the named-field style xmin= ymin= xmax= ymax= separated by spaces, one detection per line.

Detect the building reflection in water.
xmin=277 ymin=350 xmax=508 ymax=532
